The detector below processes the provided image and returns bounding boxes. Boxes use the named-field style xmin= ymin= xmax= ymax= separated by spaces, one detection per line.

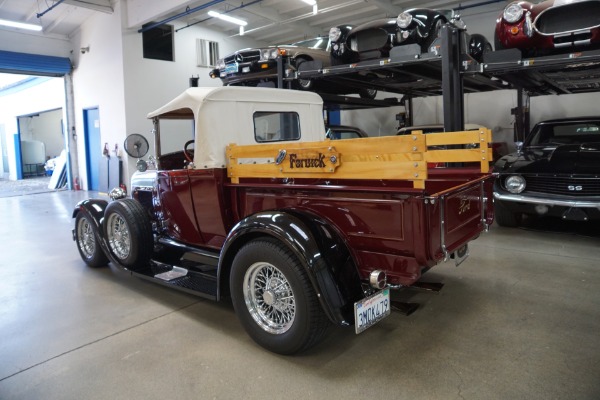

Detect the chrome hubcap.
xmin=77 ymin=218 xmax=95 ymax=258
xmin=243 ymin=262 xmax=295 ymax=334
xmin=106 ymin=213 xmax=130 ymax=260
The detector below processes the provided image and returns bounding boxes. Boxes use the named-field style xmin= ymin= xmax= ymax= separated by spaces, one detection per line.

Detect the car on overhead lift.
xmin=495 ymin=0 xmax=600 ymax=56
xmin=208 ymin=31 xmax=377 ymax=99
xmin=329 ymin=8 xmax=492 ymax=63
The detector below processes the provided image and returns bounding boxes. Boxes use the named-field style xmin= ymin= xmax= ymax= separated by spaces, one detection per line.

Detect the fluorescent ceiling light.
xmin=0 ymin=18 xmax=42 ymax=31
xmin=302 ymin=0 xmax=317 ymax=5
xmin=208 ymin=11 xmax=247 ymax=26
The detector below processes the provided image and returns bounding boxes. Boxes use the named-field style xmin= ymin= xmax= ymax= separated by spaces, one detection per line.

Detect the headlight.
xmin=397 ymin=12 xmax=413 ymax=29
xmin=505 ymin=175 xmax=526 ymax=193
xmin=503 ymin=4 xmax=524 ymax=23
xmin=261 ymin=49 xmax=279 ymax=61
xmin=329 ymin=27 xmax=342 ymax=42
xmin=217 ymin=59 xmax=225 ymax=69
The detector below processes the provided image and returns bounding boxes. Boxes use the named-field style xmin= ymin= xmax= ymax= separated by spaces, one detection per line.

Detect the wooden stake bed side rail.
xmin=226 ymin=129 xmax=492 ymax=189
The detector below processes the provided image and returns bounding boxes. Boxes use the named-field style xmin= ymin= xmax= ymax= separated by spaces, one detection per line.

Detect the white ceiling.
xmin=0 ymin=0 xmax=500 ymax=45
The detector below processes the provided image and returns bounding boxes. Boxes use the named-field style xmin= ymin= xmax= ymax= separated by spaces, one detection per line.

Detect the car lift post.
xmin=277 ymin=55 xmax=284 ymax=89
xmin=441 ymin=24 xmax=465 ymax=132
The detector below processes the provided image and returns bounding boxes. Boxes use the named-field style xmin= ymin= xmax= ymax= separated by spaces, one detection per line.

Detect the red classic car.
xmin=73 ymin=86 xmax=494 ymax=354
xmin=495 ymin=0 xmax=600 ymax=56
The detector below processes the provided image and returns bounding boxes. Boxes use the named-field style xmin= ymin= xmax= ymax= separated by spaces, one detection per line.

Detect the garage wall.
xmin=69 ymin=2 xmax=127 ymax=190
xmin=66 ymin=1 xmax=266 ymax=186
xmin=119 ymin=15 xmax=264 ymax=181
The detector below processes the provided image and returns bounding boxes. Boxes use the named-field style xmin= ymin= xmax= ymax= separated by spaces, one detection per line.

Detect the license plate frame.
xmin=354 ymin=288 xmax=391 ymax=334
xmin=225 ymin=62 xmax=238 ymax=74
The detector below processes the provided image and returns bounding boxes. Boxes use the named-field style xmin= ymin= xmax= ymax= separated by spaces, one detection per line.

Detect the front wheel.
xmin=75 ymin=212 xmax=109 ymax=268
xmin=230 ymin=238 xmax=329 ymax=354
xmin=494 ymin=200 xmax=522 ymax=228
xmin=103 ymin=199 xmax=153 ymax=270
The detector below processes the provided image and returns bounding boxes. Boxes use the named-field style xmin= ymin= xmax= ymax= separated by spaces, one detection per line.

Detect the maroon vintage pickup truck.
xmin=73 ymin=87 xmax=494 ymax=354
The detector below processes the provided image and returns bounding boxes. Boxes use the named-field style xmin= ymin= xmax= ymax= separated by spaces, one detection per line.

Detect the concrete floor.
xmin=1 ymin=190 xmax=599 ymax=400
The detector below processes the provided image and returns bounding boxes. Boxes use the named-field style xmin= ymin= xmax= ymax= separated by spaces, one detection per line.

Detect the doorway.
xmin=84 ymin=108 xmax=101 ymax=191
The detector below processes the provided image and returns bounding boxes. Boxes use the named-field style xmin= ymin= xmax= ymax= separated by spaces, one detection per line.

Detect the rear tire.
xmin=359 ymin=88 xmax=377 ymax=99
xmin=75 ymin=212 xmax=109 ymax=268
xmin=230 ymin=238 xmax=329 ymax=354
xmin=103 ymin=199 xmax=153 ymax=269
xmin=495 ymin=200 xmax=522 ymax=228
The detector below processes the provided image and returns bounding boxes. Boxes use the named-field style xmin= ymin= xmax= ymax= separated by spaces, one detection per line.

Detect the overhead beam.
xmin=225 ymin=0 xmax=322 ymax=38
xmin=63 ymin=0 xmax=113 ymax=14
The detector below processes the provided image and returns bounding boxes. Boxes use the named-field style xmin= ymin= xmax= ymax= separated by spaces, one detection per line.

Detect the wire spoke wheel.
xmin=243 ymin=262 xmax=296 ymax=334
xmin=230 ymin=238 xmax=329 ymax=354
xmin=74 ymin=211 xmax=109 ymax=268
xmin=77 ymin=217 xmax=96 ymax=259
xmin=106 ymin=213 xmax=131 ymax=260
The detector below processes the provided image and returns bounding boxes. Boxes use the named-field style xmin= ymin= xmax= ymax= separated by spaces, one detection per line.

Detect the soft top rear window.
xmin=254 ymin=112 xmax=301 ymax=142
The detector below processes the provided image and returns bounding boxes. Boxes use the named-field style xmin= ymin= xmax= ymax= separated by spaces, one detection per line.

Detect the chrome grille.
xmin=535 ymin=3 xmax=600 ymax=34
xmin=524 ymin=175 xmax=600 ymax=196
xmin=224 ymin=50 xmax=261 ymax=65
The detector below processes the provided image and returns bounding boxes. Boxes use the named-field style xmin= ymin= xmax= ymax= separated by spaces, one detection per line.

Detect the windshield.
xmin=526 ymin=120 xmax=600 ymax=146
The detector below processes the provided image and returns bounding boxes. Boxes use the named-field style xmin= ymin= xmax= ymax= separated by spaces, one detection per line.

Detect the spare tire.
xmin=103 ymin=199 xmax=153 ymax=270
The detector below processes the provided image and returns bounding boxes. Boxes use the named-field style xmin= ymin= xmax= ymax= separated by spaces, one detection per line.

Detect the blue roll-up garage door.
xmin=0 ymin=50 xmax=71 ymax=77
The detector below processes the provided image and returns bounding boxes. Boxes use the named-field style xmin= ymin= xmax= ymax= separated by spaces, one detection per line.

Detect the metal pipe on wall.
xmin=138 ymin=0 xmax=226 ymax=33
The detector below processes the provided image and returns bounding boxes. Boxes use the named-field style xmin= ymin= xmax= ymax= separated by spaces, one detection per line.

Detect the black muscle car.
xmin=493 ymin=117 xmax=600 ymax=227
xmin=329 ymin=8 xmax=492 ymax=63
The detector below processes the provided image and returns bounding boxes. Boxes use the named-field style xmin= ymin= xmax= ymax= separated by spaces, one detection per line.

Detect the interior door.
xmin=84 ymin=108 xmax=101 ymax=191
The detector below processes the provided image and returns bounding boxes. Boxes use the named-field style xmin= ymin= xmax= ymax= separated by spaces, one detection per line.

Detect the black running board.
xmin=132 ymin=260 xmax=218 ymax=300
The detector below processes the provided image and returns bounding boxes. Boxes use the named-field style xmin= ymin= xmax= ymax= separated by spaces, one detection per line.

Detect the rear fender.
xmin=72 ymin=198 xmax=111 ymax=256
xmin=72 ymin=199 xmax=108 ymax=230
xmin=219 ymin=210 xmax=362 ymax=326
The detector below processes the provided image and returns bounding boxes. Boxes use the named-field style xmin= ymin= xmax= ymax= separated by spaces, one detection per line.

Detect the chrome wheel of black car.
xmin=359 ymin=88 xmax=377 ymax=99
xmin=106 ymin=212 xmax=130 ymax=260
xmin=230 ymin=238 xmax=329 ymax=354
xmin=103 ymin=199 xmax=152 ymax=269
xmin=75 ymin=212 xmax=109 ymax=268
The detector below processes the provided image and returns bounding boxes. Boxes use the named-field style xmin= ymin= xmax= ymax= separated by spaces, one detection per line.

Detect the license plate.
xmin=225 ymin=63 xmax=238 ymax=74
xmin=354 ymin=288 xmax=391 ymax=334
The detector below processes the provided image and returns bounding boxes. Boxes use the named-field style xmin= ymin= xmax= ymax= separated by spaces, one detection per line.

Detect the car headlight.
xmin=329 ymin=27 xmax=342 ymax=42
xmin=505 ymin=175 xmax=526 ymax=193
xmin=260 ymin=49 xmax=279 ymax=61
xmin=217 ymin=59 xmax=225 ymax=69
xmin=396 ymin=12 xmax=413 ymax=29
xmin=503 ymin=3 xmax=524 ymax=23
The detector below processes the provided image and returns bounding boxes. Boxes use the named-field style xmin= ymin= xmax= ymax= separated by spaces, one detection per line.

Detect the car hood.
xmin=494 ymin=143 xmax=600 ymax=174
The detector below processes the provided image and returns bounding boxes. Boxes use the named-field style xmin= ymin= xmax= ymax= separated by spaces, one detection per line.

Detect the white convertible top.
xmin=148 ymin=86 xmax=326 ymax=169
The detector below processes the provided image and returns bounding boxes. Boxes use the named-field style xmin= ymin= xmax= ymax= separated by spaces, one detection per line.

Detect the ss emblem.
xmin=567 ymin=185 xmax=582 ymax=191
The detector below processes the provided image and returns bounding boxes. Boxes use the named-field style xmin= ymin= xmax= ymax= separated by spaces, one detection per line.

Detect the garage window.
xmin=197 ymin=39 xmax=219 ymax=67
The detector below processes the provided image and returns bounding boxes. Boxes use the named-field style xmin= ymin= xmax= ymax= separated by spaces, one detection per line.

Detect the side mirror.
xmin=515 ymin=141 xmax=524 ymax=153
